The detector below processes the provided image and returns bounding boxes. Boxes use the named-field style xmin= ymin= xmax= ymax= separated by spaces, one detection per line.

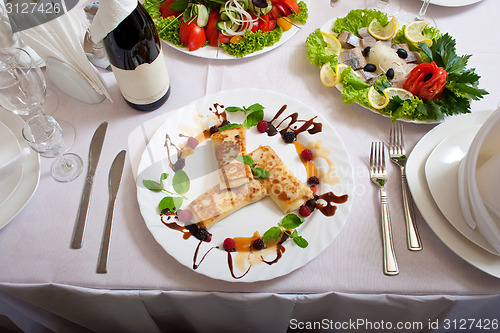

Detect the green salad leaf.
xmin=222 ymin=28 xmax=283 ymax=58
xmin=305 ymin=29 xmax=339 ymax=67
xmin=331 ymin=8 xmax=388 ymax=35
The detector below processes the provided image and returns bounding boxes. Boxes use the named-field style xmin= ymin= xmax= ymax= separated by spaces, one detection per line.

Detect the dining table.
xmin=1 ymin=0 xmax=500 ymax=332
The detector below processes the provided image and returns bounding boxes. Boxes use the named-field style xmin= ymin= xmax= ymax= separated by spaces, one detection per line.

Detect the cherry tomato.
xmin=179 ymin=20 xmax=206 ymax=51
xmin=277 ymin=16 xmax=292 ymax=31
xmin=403 ymin=61 xmax=448 ymax=100
xmin=160 ymin=0 xmax=182 ymax=18
xmin=259 ymin=14 xmax=276 ymax=32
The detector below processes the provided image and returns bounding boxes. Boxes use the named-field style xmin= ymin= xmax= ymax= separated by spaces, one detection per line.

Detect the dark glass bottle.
xmin=102 ymin=2 xmax=170 ymax=111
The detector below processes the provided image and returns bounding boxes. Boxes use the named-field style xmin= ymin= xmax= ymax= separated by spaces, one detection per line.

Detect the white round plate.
xmin=136 ymin=88 xmax=354 ymax=282
xmin=0 ymin=110 xmax=40 ymax=230
xmin=407 ymin=109 xmax=500 ymax=278
xmin=427 ymin=0 xmax=481 ymax=7
xmin=424 ymin=125 xmax=498 ymax=255
xmin=0 ymin=121 xmax=22 ymax=207
xmin=157 ymin=0 xmax=309 ymax=60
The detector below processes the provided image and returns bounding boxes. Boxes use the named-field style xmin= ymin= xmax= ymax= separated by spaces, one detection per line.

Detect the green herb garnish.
xmin=263 ymin=214 xmax=308 ymax=248
xmin=226 ymin=103 xmax=265 ymax=129
xmin=143 ymin=170 xmax=190 ymax=213
xmin=235 ymin=155 xmax=269 ymax=179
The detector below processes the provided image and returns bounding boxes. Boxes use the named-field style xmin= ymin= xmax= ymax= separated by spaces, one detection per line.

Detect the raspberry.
xmin=177 ymin=209 xmax=192 ymax=223
xmin=257 ymin=120 xmax=268 ymax=133
xmin=223 ymin=238 xmax=236 ymax=252
xmin=252 ymin=238 xmax=265 ymax=250
xmin=307 ymin=176 xmax=320 ymax=187
xmin=301 ymin=149 xmax=313 ymax=161
xmin=187 ymin=137 xmax=199 ymax=149
xmin=281 ymin=131 xmax=296 ymax=144
xmin=299 ymin=205 xmax=311 ymax=217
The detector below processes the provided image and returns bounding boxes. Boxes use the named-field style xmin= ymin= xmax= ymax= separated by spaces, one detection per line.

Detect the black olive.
xmin=424 ymin=73 xmax=433 ymax=81
xmin=363 ymin=46 xmax=371 ymax=57
xmin=396 ymin=48 xmax=408 ymax=59
xmin=364 ymin=63 xmax=376 ymax=72
xmin=386 ymin=68 xmax=395 ymax=80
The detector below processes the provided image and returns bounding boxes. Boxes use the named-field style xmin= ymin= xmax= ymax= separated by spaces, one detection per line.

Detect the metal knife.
xmin=71 ymin=122 xmax=108 ymax=249
xmin=97 ymin=150 xmax=126 ymax=274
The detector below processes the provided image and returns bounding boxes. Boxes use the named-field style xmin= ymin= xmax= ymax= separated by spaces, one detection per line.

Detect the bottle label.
xmin=110 ymin=51 xmax=170 ymax=105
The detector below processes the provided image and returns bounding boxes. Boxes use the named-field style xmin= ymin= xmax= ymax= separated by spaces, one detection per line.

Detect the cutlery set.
xmin=71 ymin=121 xmax=126 ymax=274
xmin=370 ymin=124 xmax=422 ymax=276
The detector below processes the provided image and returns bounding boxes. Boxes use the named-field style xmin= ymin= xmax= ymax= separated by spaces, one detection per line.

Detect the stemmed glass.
xmin=22 ymin=114 xmax=83 ymax=182
xmin=0 ymin=47 xmax=75 ymax=151
xmin=364 ymin=0 xmax=401 ymax=17
xmin=0 ymin=47 xmax=83 ymax=182
xmin=399 ymin=0 xmax=436 ymax=27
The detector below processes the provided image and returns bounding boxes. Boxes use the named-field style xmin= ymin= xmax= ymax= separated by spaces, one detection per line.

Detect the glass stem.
xmin=55 ymin=151 xmax=73 ymax=170
xmin=417 ymin=0 xmax=431 ymax=21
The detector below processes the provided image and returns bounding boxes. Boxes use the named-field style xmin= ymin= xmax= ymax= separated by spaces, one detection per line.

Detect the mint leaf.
xmin=173 ymin=170 xmax=190 ymax=195
xmin=246 ymin=103 xmax=264 ymax=112
xmin=159 ymin=196 xmax=183 ymax=213
xmin=244 ymin=109 xmax=264 ymax=128
xmin=293 ymin=236 xmax=308 ymax=248
xmin=280 ymin=214 xmax=305 ymax=229
xmin=218 ymin=123 xmax=242 ymax=131
xmin=252 ymin=167 xmax=269 ymax=179
xmin=226 ymin=106 xmax=244 ymax=113
xmin=236 ymin=155 xmax=255 ymax=168
xmin=142 ymin=179 xmax=164 ymax=192
xmin=263 ymin=226 xmax=282 ymax=245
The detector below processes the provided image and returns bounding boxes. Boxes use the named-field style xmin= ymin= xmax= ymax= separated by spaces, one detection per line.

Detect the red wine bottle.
xmin=102 ymin=2 xmax=170 ymax=111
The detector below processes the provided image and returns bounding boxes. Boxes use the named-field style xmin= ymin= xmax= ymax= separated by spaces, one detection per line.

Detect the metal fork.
xmin=370 ymin=142 xmax=399 ymax=276
xmin=389 ymin=123 xmax=423 ymax=251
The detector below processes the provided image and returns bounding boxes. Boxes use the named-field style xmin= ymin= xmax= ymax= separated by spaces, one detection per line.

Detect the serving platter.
xmin=136 ymin=89 xmax=354 ymax=282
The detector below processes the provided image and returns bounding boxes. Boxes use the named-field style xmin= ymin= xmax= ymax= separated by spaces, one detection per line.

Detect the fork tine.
xmin=370 ymin=142 xmax=374 ymax=168
xmin=398 ymin=123 xmax=404 ymax=149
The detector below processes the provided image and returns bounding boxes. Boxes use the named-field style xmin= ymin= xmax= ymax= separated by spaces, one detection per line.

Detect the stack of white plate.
xmin=0 ymin=111 xmax=40 ymax=230
xmin=406 ymin=108 xmax=500 ymax=278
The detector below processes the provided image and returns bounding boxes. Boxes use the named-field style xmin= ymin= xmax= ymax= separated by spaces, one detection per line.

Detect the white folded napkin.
xmin=476 ymin=112 xmax=500 ymax=220
xmin=18 ymin=10 xmax=111 ymax=101
xmin=89 ymin=0 xmax=137 ymax=43
xmin=0 ymin=147 xmax=29 ymax=176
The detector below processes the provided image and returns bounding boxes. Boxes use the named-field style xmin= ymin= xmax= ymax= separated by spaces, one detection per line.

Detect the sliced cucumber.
xmin=219 ymin=8 xmax=241 ymax=22
xmin=194 ymin=4 xmax=209 ymax=27
xmin=216 ymin=20 xmax=239 ymax=32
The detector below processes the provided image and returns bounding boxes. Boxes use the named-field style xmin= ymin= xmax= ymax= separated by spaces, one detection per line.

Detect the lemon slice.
xmin=368 ymin=17 xmax=399 ymax=40
xmin=335 ymin=63 xmax=349 ymax=77
xmin=384 ymin=87 xmax=413 ymax=100
xmin=367 ymin=86 xmax=389 ymax=109
xmin=320 ymin=62 xmax=338 ymax=87
xmin=321 ymin=32 xmax=341 ymax=56
xmin=404 ymin=20 xmax=432 ymax=48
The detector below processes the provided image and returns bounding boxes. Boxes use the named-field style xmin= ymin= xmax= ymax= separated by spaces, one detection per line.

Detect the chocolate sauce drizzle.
xmin=264 ymin=105 xmax=323 ymax=138
xmin=193 ymin=241 xmax=218 ymax=269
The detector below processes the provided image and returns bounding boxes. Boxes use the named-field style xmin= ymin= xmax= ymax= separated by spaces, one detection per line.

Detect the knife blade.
xmin=97 ymin=150 xmax=126 ymax=273
xmin=71 ymin=122 xmax=108 ymax=249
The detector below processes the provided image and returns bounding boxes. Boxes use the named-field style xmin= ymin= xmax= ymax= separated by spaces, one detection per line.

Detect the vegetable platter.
xmin=306 ymin=9 xmax=488 ymax=123
xmin=144 ymin=0 xmax=308 ymax=59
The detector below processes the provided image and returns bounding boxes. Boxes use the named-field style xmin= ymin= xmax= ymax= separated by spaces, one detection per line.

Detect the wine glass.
xmin=364 ymin=0 xmax=400 ymax=17
xmin=0 ymin=47 xmax=75 ymax=152
xmin=22 ymin=114 xmax=83 ymax=182
xmin=399 ymin=0 xmax=436 ymax=27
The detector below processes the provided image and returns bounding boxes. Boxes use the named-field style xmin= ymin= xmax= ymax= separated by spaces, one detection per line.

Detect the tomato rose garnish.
xmin=403 ymin=61 xmax=448 ymax=100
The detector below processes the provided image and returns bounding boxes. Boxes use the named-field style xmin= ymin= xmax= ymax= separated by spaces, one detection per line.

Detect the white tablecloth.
xmin=2 ymin=0 xmax=500 ymax=332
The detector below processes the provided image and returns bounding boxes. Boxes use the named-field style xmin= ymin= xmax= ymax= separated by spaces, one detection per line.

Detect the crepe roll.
xmin=211 ymin=126 xmax=253 ymax=189
xmin=187 ymin=179 xmax=268 ymax=230
xmin=249 ymin=145 xmax=314 ymax=213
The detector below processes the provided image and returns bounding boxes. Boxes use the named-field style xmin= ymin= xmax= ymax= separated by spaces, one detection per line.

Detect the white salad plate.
xmin=407 ymin=109 xmax=500 ymax=278
xmin=0 ymin=120 xmax=23 ymax=208
xmin=0 ymin=110 xmax=40 ymax=231
xmin=427 ymin=0 xmax=481 ymax=7
xmin=158 ymin=0 xmax=309 ymax=60
xmin=424 ymin=125 xmax=498 ymax=255
xmin=136 ymin=88 xmax=354 ymax=282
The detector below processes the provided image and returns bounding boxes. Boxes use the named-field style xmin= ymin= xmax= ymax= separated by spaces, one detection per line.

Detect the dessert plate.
xmin=407 ymin=109 xmax=500 ymax=278
xmin=136 ymin=89 xmax=354 ymax=282
xmin=425 ymin=126 xmax=498 ymax=255
xmin=0 ymin=110 xmax=40 ymax=230
xmin=0 ymin=121 xmax=22 ymax=207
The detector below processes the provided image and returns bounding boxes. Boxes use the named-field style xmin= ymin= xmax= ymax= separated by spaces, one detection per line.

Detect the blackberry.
xmin=252 ymin=238 xmax=265 ymax=250
xmin=195 ymin=228 xmax=212 ymax=242
xmin=307 ymin=176 xmax=320 ymax=186
xmin=305 ymin=198 xmax=317 ymax=213
xmin=210 ymin=125 xmax=219 ymax=135
xmin=172 ymin=158 xmax=185 ymax=172
xmin=281 ymin=131 xmax=296 ymax=144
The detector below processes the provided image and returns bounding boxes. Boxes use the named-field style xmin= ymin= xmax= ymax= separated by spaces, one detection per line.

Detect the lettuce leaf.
xmin=289 ymin=1 xmax=308 ymax=25
xmin=305 ymin=29 xmax=339 ymax=67
xmin=222 ymin=28 xmax=283 ymax=58
xmin=339 ymin=67 xmax=370 ymax=107
xmin=332 ymin=8 xmax=388 ymax=35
